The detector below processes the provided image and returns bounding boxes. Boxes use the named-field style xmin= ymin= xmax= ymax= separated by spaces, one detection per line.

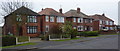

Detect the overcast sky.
xmin=0 ymin=0 xmax=119 ymax=26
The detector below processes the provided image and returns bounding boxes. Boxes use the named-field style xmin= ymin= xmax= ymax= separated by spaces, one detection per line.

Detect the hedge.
xmin=2 ymin=36 xmax=16 ymax=46
xmin=79 ymin=31 xmax=99 ymax=37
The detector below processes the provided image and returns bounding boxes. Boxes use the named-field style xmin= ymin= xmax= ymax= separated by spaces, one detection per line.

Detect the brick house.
xmin=64 ymin=8 xmax=94 ymax=31
xmin=2 ymin=6 xmax=117 ymax=37
xmin=2 ymin=6 xmax=41 ymax=37
xmin=89 ymin=14 xmax=116 ymax=34
xmin=38 ymin=8 xmax=66 ymax=34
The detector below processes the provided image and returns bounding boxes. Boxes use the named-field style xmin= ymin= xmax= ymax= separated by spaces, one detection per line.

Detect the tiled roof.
xmin=38 ymin=8 xmax=65 ymax=17
xmin=5 ymin=6 xmax=40 ymax=18
xmin=64 ymin=9 xmax=92 ymax=18
xmin=89 ymin=14 xmax=113 ymax=21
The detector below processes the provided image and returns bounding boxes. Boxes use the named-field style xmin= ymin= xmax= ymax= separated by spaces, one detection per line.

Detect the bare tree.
xmin=0 ymin=0 xmax=32 ymax=24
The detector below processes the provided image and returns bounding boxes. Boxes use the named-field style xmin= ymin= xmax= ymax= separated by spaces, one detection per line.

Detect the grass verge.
xmin=52 ymin=38 xmax=80 ymax=41
xmin=0 ymin=42 xmax=36 ymax=48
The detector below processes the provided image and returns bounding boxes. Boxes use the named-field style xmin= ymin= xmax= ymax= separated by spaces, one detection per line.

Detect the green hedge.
xmin=79 ymin=31 xmax=99 ymax=37
xmin=2 ymin=35 xmax=16 ymax=46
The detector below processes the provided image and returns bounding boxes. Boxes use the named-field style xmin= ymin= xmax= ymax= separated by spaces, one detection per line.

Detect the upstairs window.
xmin=106 ymin=21 xmax=109 ymax=25
xmin=50 ymin=16 xmax=54 ymax=22
xmin=45 ymin=16 xmax=49 ymax=22
xmin=57 ymin=17 xmax=64 ymax=23
xmin=16 ymin=15 xmax=22 ymax=22
xmin=110 ymin=21 xmax=113 ymax=25
xmin=100 ymin=20 xmax=102 ymax=24
xmin=27 ymin=26 xmax=37 ymax=34
xmin=27 ymin=16 xmax=37 ymax=23
xmin=78 ymin=18 xmax=83 ymax=23
xmin=73 ymin=18 xmax=76 ymax=22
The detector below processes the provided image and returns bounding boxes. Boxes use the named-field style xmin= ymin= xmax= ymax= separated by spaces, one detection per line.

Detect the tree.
xmin=62 ymin=21 xmax=77 ymax=39
xmin=0 ymin=0 xmax=32 ymax=24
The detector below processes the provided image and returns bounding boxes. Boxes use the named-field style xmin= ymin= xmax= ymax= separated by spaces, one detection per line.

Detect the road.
xmin=40 ymin=35 xmax=118 ymax=49
xmin=2 ymin=35 xmax=118 ymax=51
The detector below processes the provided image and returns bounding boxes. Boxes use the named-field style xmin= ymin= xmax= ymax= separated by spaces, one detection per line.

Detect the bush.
xmin=2 ymin=35 xmax=16 ymax=46
xmin=79 ymin=31 xmax=99 ymax=37
xmin=41 ymin=34 xmax=49 ymax=41
xmin=62 ymin=34 xmax=70 ymax=38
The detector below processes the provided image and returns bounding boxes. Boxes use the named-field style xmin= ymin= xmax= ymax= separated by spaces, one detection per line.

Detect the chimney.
xmin=59 ymin=8 xmax=62 ymax=13
xmin=42 ymin=8 xmax=44 ymax=11
xmin=77 ymin=7 xmax=80 ymax=13
xmin=102 ymin=13 xmax=105 ymax=16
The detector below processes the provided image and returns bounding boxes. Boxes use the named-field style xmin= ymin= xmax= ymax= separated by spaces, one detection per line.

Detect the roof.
xmin=38 ymin=8 xmax=65 ymax=17
xmin=5 ymin=6 xmax=40 ymax=18
xmin=64 ymin=9 xmax=92 ymax=19
xmin=89 ymin=14 xmax=114 ymax=21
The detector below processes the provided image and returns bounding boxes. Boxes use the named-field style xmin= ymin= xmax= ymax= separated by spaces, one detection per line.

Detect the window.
xmin=90 ymin=19 xmax=93 ymax=23
xmin=27 ymin=26 xmax=37 ymax=34
xmin=78 ymin=18 xmax=83 ymax=23
xmin=73 ymin=18 xmax=76 ymax=22
xmin=46 ymin=25 xmax=49 ymax=32
xmin=100 ymin=20 xmax=102 ymax=24
xmin=106 ymin=27 xmax=109 ymax=30
xmin=77 ymin=26 xmax=83 ymax=31
xmin=16 ymin=15 xmax=22 ymax=22
xmin=27 ymin=16 xmax=37 ymax=23
xmin=110 ymin=27 xmax=113 ymax=30
xmin=73 ymin=27 xmax=77 ymax=29
xmin=90 ymin=27 xmax=93 ymax=31
xmin=110 ymin=21 xmax=113 ymax=25
xmin=57 ymin=17 xmax=64 ymax=23
xmin=45 ymin=16 xmax=49 ymax=22
xmin=106 ymin=21 xmax=109 ymax=25
xmin=50 ymin=16 xmax=54 ymax=22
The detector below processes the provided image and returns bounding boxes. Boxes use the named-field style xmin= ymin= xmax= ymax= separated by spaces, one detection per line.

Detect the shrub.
xmin=62 ymin=34 xmax=70 ymax=38
xmin=2 ymin=35 xmax=16 ymax=46
xmin=41 ymin=34 xmax=49 ymax=41
xmin=79 ymin=31 xmax=99 ymax=37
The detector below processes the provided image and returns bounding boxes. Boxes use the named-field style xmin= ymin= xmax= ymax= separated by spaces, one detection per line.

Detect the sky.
xmin=0 ymin=0 xmax=119 ymax=26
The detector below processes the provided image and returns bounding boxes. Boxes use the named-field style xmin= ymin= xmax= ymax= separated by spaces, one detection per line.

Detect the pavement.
xmin=2 ymin=35 xmax=118 ymax=50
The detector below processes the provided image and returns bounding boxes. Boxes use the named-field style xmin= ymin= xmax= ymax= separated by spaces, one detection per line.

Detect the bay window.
xmin=27 ymin=26 xmax=37 ymax=34
xmin=77 ymin=26 xmax=83 ymax=31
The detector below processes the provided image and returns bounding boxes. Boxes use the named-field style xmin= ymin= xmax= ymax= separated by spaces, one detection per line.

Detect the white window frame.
xmin=45 ymin=16 xmax=49 ymax=22
xmin=73 ymin=27 xmax=77 ymax=29
xmin=50 ymin=16 xmax=54 ymax=22
xmin=73 ymin=18 xmax=76 ymax=22
xmin=57 ymin=17 xmax=64 ymax=23
xmin=78 ymin=18 xmax=83 ymax=23
xmin=77 ymin=26 xmax=83 ymax=31
xmin=106 ymin=21 xmax=109 ymax=25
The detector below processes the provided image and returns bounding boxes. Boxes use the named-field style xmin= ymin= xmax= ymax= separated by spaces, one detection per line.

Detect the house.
xmin=2 ymin=6 xmax=41 ymax=37
xmin=2 ymin=6 xmax=116 ymax=37
xmin=38 ymin=8 xmax=66 ymax=34
xmin=89 ymin=14 xmax=116 ymax=34
xmin=64 ymin=8 xmax=94 ymax=31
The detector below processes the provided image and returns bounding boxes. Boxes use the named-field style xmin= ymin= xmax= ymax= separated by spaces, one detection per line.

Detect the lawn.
xmin=0 ymin=42 xmax=36 ymax=48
